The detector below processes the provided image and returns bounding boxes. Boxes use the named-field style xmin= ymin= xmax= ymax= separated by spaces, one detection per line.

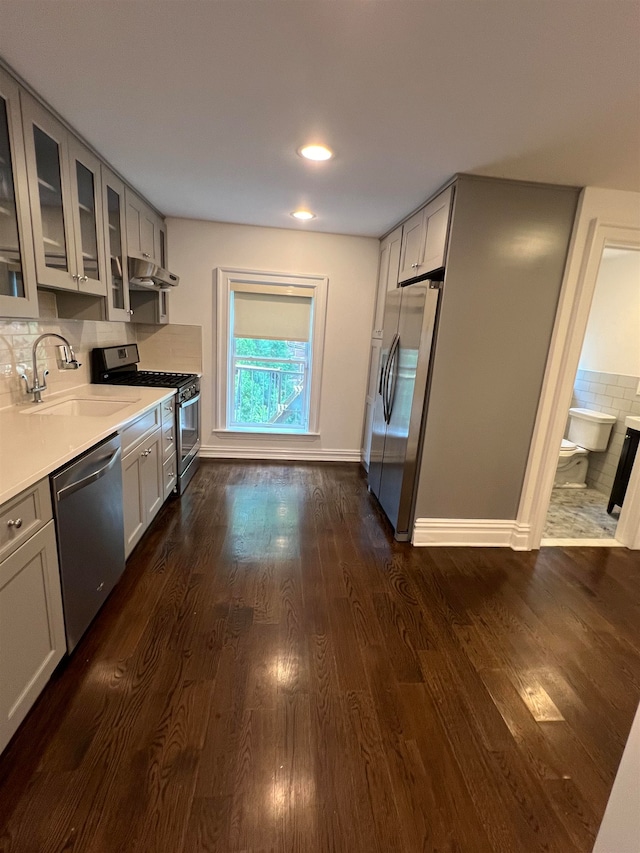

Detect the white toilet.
xmin=554 ymin=407 xmax=616 ymax=488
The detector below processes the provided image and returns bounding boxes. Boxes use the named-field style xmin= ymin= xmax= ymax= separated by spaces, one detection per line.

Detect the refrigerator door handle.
xmin=385 ymin=334 xmax=401 ymax=423
xmin=380 ymin=335 xmax=395 ymax=423
xmin=378 ymin=349 xmax=387 ymax=396
xmin=382 ymin=332 xmax=398 ymax=424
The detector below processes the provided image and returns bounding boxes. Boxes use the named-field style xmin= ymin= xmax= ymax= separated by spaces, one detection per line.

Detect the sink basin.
xmin=22 ymin=397 xmax=136 ymax=417
xmin=625 ymin=415 xmax=640 ymax=432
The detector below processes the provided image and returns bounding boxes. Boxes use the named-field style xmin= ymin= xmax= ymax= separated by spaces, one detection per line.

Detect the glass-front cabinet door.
xmin=22 ymin=93 xmax=107 ymax=297
xmin=158 ymin=288 xmax=169 ymax=324
xmin=68 ymin=137 xmax=106 ymax=296
xmin=101 ymin=165 xmax=131 ymax=321
xmin=21 ymin=93 xmax=76 ymax=291
xmin=0 ymin=68 xmax=37 ymax=318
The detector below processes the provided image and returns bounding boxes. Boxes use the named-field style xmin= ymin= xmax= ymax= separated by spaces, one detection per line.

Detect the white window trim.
xmin=215 ymin=267 xmax=328 ymax=435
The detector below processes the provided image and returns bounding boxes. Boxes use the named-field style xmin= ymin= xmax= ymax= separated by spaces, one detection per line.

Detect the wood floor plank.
xmin=275 ymin=693 xmax=317 ymax=853
xmin=1 ymin=461 xmax=639 ymax=853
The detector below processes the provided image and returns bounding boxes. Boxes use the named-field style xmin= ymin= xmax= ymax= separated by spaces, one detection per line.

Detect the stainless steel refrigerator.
xmin=368 ymin=280 xmax=441 ymax=540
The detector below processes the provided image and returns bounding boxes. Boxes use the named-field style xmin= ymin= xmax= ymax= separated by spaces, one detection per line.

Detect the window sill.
xmin=213 ymin=428 xmax=320 ymax=439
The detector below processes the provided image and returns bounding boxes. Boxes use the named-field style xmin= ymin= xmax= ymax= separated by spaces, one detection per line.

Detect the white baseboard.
xmin=412 ymin=518 xmax=532 ymax=550
xmin=540 ymin=537 xmax=623 ymax=547
xmin=199 ymin=445 xmax=360 ymax=463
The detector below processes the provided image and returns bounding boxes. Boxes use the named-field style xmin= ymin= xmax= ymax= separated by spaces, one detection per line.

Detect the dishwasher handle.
xmin=55 ymin=447 xmax=122 ymax=501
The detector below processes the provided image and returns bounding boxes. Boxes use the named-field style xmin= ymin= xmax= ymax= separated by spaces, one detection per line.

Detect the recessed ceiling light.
xmin=291 ymin=210 xmax=316 ymax=221
xmin=298 ymin=144 xmax=333 ymax=161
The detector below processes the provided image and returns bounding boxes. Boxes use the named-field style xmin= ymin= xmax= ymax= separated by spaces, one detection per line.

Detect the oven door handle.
xmin=179 ymin=393 xmax=200 ymax=408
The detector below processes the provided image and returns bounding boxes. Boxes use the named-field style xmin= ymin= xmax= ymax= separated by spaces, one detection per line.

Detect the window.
xmin=216 ymin=269 xmax=328 ymax=434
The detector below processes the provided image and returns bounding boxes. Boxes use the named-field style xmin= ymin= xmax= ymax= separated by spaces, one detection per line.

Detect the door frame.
xmin=517 ymin=212 xmax=640 ymax=549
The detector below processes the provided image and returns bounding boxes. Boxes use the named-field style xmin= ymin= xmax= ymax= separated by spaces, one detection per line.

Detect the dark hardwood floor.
xmin=1 ymin=461 xmax=639 ymax=852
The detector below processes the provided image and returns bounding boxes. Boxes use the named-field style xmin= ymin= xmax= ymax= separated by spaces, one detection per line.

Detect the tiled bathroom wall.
xmin=572 ymin=368 xmax=640 ymax=495
xmin=0 ymin=317 xmax=202 ymax=410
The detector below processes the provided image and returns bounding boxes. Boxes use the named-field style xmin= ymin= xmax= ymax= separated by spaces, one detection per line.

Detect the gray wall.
xmin=415 ymin=176 xmax=579 ymax=520
xmin=572 ymin=368 xmax=640 ymax=495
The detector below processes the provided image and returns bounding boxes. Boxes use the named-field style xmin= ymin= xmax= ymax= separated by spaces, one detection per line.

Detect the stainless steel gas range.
xmin=91 ymin=344 xmax=200 ymax=494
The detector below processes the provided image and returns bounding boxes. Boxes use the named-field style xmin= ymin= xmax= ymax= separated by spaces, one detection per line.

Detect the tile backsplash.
xmin=572 ymin=368 xmax=640 ymax=495
xmin=135 ymin=324 xmax=202 ymax=374
xmin=0 ymin=318 xmax=202 ymax=410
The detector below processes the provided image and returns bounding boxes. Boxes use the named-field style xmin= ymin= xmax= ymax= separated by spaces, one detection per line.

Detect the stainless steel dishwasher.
xmin=51 ymin=434 xmax=125 ymax=652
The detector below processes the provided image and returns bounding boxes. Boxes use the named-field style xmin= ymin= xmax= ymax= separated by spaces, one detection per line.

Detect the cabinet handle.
xmin=7 ymin=518 xmax=23 ymax=529
xmin=127 ymin=309 xmax=134 ymax=316
xmin=167 ymin=433 xmax=174 ymax=442
xmin=80 ymin=275 xmax=88 ymax=283
xmin=142 ymin=252 xmax=151 ymax=259
xmin=141 ymin=449 xmax=151 ymax=458
xmin=71 ymin=273 xmax=79 ymax=281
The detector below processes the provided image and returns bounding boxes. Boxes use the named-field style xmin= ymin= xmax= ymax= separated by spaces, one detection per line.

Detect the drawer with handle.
xmin=161 ymin=395 xmax=175 ymax=425
xmin=163 ymin=455 xmax=177 ymax=499
xmin=0 ymin=479 xmax=52 ymax=564
xmin=162 ymin=419 xmax=176 ymax=460
xmin=120 ymin=404 xmax=161 ymax=456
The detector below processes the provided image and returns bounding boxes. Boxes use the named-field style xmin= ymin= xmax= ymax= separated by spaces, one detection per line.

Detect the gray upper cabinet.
xmin=102 ymin=165 xmax=131 ymax=321
xmin=372 ymin=226 xmax=401 ymax=338
xmin=22 ymin=93 xmax=106 ymax=296
xmin=422 ymin=186 xmax=453 ymax=273
xmin=398 ymin=186 xmax=453 ymax=283
xmin=125 ymin=188 xmax=163 ymax=266
xmin=398 ymin=208 xmax=425 ymax=283
xmin=68 ymin=136 xmax=107 ymax=295
xmin=0 ymin=67 xmax=37 ymax=318
xmin=126 ymin=192 xmax=170 ymax=325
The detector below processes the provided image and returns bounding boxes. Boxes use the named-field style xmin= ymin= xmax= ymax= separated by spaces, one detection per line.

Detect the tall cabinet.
xmin=361 ymin=226 xmax=401 ymax=469
xmin=362 ymin=174 xmax=580 ymax=533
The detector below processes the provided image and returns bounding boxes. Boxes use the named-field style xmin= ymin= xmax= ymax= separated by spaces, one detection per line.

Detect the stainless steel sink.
xmin=22 ymin=397 xmax=137 ymax=417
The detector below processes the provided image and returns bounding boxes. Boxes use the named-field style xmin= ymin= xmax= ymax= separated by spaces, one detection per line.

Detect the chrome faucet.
xmin=20 ymin=333 xmax=82 ymax=403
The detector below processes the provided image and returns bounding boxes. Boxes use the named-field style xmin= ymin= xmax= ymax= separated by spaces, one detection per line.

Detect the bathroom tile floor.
xmin=543 ymin=486 xmax=619 ymax=539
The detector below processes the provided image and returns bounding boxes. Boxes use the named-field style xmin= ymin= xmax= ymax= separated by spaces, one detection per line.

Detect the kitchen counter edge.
xmin=0 ymin=384 xmax=176 ymax=505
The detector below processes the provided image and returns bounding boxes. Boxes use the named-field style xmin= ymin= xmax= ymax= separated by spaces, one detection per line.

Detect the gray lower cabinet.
xmin=161 ymin=397 xmax=177 ymax=497
xmin=122 ymin=427 xmax=163 ymax=558
xmin=0 ymin=480 xmax=65 ymax=755
xmin=121 ymin=399 xmax=176 ymax=558
xmin=361 ymin=338 xmax=382 ymax=470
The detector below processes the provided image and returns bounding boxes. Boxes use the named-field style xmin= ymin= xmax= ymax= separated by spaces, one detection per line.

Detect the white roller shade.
xmin=232 ymin=290 xmax=312 ymax=342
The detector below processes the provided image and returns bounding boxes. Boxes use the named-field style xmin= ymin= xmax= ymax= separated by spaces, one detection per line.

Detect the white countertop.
xmin=0 ymin=384 xmax=175 ymax=505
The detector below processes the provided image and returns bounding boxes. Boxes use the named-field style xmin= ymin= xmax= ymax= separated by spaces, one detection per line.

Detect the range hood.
xmin=128 ymin=257 xmax=180 ymax=290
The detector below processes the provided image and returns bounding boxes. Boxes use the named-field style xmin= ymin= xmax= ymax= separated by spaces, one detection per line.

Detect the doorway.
xmin=542 ymin=246 xmax=640 ymax=545
xmin=517 ymin=213 xmax=640 ymax=550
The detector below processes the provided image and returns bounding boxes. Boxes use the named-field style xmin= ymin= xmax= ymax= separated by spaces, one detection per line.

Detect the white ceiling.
xmin=1 ymin=1 xmax=639 ymax=237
